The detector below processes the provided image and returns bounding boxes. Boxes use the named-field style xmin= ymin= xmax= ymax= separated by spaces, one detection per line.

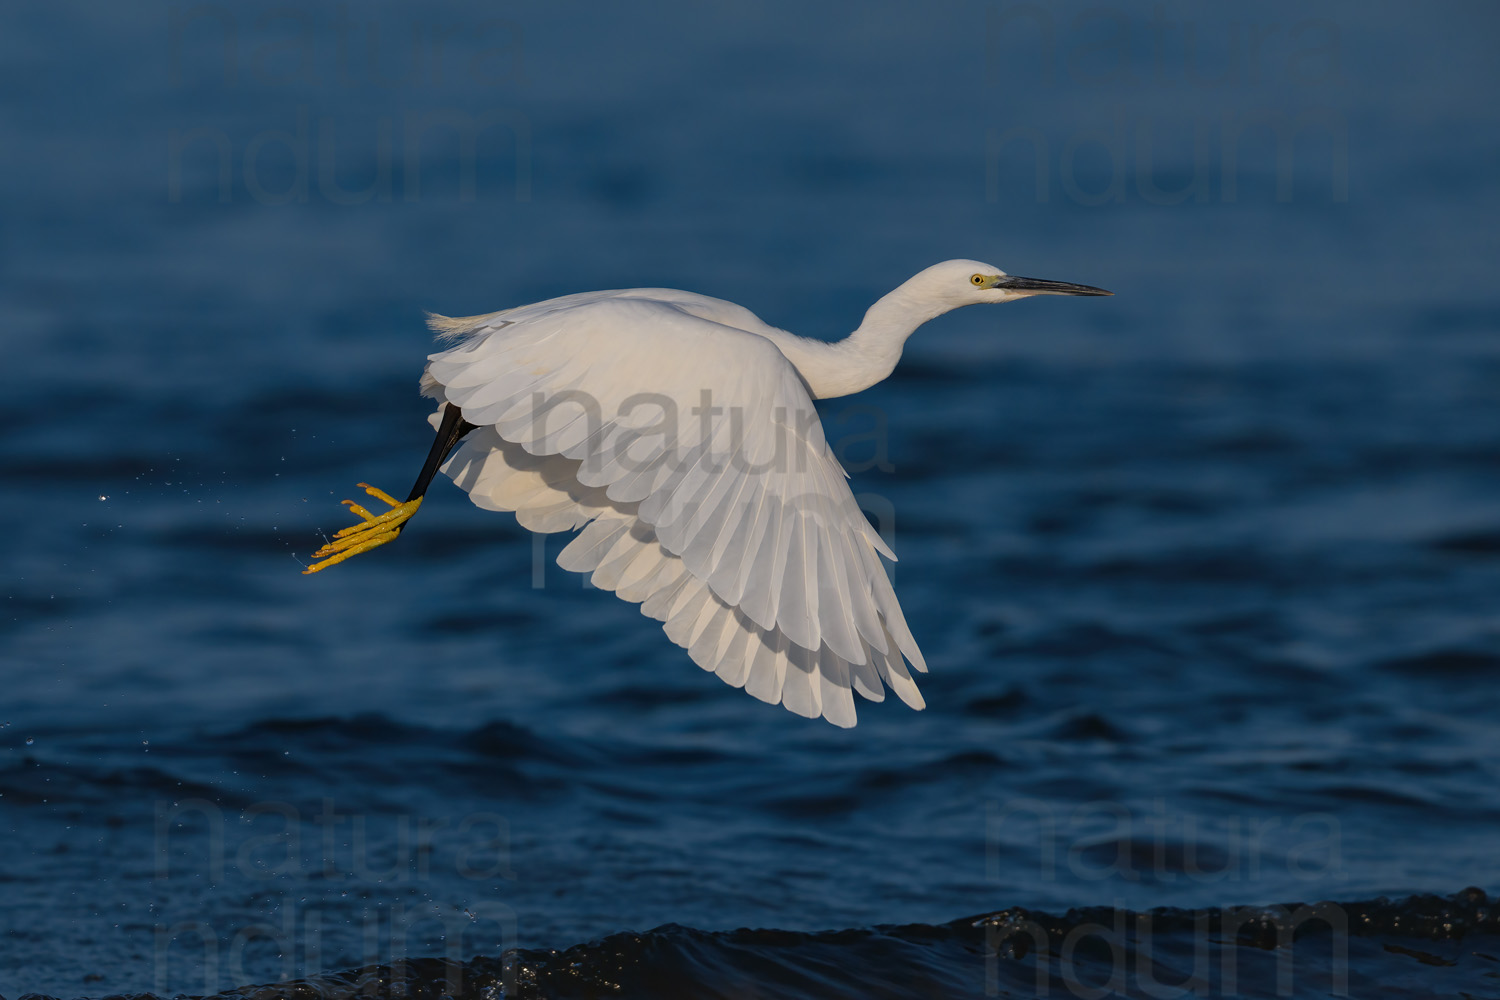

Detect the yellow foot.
xmin=303 ymin=483 xmax=423 ymax=574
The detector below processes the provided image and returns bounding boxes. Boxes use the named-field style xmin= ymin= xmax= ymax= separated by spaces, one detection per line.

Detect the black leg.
xmin=406 ymin=404 xmax=478 ymax=503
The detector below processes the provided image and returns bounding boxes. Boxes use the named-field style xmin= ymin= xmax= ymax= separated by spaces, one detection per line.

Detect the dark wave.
xmin=0 ymin=714 xmax=589 ymax=815
xmin=30 ymin=889 xmax=1494 ymax=1000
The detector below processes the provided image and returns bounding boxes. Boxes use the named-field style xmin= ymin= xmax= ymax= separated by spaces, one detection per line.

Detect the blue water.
xmin=3 ymin=1 xmax=1499 ymax=996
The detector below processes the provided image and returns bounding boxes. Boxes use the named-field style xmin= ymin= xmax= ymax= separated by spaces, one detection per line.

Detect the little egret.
xmin=305 ymin=260 xmax=1110 ymax=726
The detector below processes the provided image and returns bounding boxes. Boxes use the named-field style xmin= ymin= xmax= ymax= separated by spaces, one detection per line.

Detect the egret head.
xmin=841 ymin=259 xmax=1115 ymax=394
xmin=920 ymin=258 xmax=1113 ymax=306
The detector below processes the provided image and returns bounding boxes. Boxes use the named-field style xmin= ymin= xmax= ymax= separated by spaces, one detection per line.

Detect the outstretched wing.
xmin=422 ymin=294 xmax=926 ymax=726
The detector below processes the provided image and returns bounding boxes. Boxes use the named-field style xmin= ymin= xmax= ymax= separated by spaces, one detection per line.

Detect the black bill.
xmin=996 ymin=275 xmax=1113 ymax=296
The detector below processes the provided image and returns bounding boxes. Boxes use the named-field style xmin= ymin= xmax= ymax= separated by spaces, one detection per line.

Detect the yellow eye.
xmin=971 ymin=274 xmax=985 ymax=286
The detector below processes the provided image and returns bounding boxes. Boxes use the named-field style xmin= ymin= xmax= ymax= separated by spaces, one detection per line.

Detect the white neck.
xmin=756 ymin=280 xmax=961 ymax=399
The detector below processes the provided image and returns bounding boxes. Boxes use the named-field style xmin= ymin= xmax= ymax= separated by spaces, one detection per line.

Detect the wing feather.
xmin=424 ymin=294 xmax=926 ymax=725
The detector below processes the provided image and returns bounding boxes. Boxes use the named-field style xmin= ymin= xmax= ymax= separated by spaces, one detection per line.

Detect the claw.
xmin=303 ymin=483 xmax=423 ymax=574
xmin=358 ymin=482 xmax=403 ymax=507
xmin=341 ymin=499 xmax=378 ymax=521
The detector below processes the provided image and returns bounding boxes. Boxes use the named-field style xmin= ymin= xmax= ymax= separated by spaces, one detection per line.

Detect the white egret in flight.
xmin=304 ymin=260 xmax=1110 ymax=726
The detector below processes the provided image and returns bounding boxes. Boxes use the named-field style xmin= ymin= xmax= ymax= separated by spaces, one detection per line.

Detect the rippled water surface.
xmin=3 ymin=1 xmax=1498 ymax=996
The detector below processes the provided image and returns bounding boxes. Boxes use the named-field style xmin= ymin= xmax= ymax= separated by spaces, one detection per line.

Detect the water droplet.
xmin=25 ymin=737 xmax=34 ymax=746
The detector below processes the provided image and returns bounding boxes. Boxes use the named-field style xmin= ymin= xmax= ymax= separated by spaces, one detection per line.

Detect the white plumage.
xmin=311 ymin=260 xmax=1110 ymax=726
